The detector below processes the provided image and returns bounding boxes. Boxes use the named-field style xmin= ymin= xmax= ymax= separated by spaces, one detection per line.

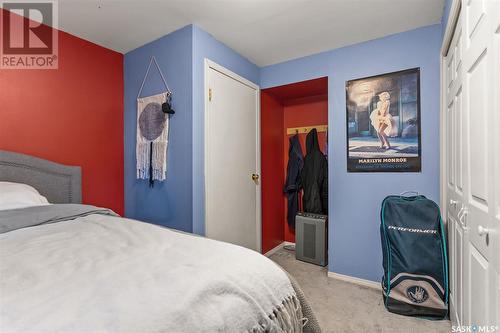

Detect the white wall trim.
xmin=203 ymin=58 xmax=261 ymax=252
xmin=205 ymin=59 xmax=259 ymax=90
xmin=327 ymin=272 xmax=381 ymax=290
xmin=264 ymin=241 xmax=295 ymax=257
xmin=440 ymin=0 xmax=461 ymax=222
xmin=440 ymin=41 xmax=448 ymax=221
xmin=264 ymin=242 xmax=285 ymax=257
xmin=441 ymin=3 xmax=461 ymax=324
xmin=441 ymin=0 xmax=461 ymax=56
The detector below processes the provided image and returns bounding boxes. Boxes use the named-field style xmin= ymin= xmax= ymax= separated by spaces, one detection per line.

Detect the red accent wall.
xmin=282 ymin=95 xmax=328 ymax=242
xmin=261 ymin=91 xmax=285 ymax=253
xmin=0 ymin=21 xmax=124 ymax=214
xmin=261 ymin=78 xmax=327 ymax=251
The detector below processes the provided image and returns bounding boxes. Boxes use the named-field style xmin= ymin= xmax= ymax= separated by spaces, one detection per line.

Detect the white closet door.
xmin=204 ymin=60 xmax=261 ymax=252
xmin=444 ymin=0 xmax=500 ymax=327
xmin=445 ymin=12 xmax=468 ymax=326
xmin=489 ymin=0 xmax=500 ymax=325
xmin=461 ymin=0 xmax=497 ymax=326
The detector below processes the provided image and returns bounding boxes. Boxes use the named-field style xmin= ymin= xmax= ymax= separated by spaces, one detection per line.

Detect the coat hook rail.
xmin=286 ymin=125 xmax=328 ymax=135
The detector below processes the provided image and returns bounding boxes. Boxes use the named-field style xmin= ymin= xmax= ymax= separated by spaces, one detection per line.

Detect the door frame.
xmin=439 ymin=0 xmax=462 ymax=326
xmin=204 ymin=58 xmax=262 ymax=252
xmin=440 ymin=0 xmax=461 ymax=222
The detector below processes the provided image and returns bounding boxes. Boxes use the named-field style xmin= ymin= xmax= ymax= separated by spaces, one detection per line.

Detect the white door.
xmin=204 ymin=59 xmax=261 ymax=252
xmin=444 ymin=0 xmax=500 ymax=327
xmin=445 ymin=10 xmax=468 ymax=326
xmin=491 ymin=0 xmax=500 ymax=325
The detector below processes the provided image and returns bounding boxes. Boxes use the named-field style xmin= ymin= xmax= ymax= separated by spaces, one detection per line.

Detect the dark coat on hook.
xmin=300 ymin=129 xmax=328 ymax=215
xmin=284 ymin=134 xmax=304 ymax=229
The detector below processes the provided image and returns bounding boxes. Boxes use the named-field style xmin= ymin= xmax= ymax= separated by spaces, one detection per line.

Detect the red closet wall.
xmin=261 ymin=78 xmax=327 ymax=253
xmin=282 ymin=96 xmax=327 ymax=242
xmin=0 ymin=13 xmax=124 ymax=214
xmin=261 ymin=92 xmax=285 ymax=253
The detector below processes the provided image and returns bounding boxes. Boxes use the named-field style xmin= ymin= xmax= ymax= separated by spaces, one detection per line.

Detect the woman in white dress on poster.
xmin=370 ymin=91 xmax=393 ymax=149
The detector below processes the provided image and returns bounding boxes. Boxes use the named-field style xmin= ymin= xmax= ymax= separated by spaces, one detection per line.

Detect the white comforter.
xmin=0 ymin=215 xmax=298 ymax=333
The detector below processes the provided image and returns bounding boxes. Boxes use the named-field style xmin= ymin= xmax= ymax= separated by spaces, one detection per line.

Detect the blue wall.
xmin=441 ymin=0 xmax=453 ymax=36
xmin=124 ymin=23 xmax=443 ymax=283
xmin=124 ymin=25 xmax=194 ymax=232
xmin=261 ymin=24 xmax=442 ymax=282
xmin=191 ymin=25 xmax=260 ymax=235
xmin=124 ymin=24 xmax=259 ymax=234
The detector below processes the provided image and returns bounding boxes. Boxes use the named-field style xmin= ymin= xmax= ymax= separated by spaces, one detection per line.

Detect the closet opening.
xmin=261 ymin=77 xmax=328 ymax=255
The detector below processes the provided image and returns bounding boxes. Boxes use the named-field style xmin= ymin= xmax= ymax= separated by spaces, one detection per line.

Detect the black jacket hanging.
xmin=283 ymin=134 xmax=304 ymax=229
xmin=300 ymin=128 xmax=328 ymax=214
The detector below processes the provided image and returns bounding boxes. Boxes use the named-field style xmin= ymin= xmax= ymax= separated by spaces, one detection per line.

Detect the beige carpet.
xmin=269 ymin=248 xmax=451 ymax=333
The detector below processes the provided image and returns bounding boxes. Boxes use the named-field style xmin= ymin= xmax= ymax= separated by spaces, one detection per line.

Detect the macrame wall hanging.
xmin=136 ymin=56 xmax=175 ymax=187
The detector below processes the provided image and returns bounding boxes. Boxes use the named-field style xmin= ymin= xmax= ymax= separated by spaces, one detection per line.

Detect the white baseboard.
xmin=264 ymin=241 xmax=295 ymax=257
xmin=327 ymin=271 xmax=381 ymax=290
xmin=264 ymin=242 xmax=284 ymax=257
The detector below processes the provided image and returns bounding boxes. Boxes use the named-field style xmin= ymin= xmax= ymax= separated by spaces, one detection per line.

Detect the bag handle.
xmin=399 ymin=190 xmax=419 ymax=197
xmin=137 ymin=56 xmax=171 ymax=99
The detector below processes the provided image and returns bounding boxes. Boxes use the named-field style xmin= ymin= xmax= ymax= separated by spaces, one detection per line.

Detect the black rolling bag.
xmin=380 ymin=194 xmax=448 ymax=318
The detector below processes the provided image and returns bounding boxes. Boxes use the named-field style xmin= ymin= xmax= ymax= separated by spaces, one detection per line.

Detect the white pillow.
xmin=0 ymin=182 xmax=50 ymax=210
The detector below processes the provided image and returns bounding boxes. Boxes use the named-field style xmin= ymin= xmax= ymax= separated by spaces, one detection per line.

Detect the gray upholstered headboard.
xmin=0 ymin=150 xmax=82 ymax=204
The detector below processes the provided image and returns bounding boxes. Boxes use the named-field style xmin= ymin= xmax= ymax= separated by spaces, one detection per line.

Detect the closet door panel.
xmin=454 ymin=88 xmax=463 ymax=193
xmin=448 ymin=215 xmax=456 ymax=309
xmin=454 ymin=220 xmax=464 ymax=323
xmin=447 ymin=100 xmax=455 ymax=188
xmin=468 ymin=244 xmax=489 ymax=325
xmin=466 ymin=51 xmax=488 ymax=210
xmin=445 ymin=9 xmax=469 ymax=327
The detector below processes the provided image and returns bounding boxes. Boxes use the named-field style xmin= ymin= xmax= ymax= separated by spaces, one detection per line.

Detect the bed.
xmin=0 ymin=150 xmax=320 ymax=333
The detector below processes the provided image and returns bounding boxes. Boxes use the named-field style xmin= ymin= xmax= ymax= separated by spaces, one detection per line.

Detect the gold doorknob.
xmin=252 ymin=173 xmax=260 ymax=181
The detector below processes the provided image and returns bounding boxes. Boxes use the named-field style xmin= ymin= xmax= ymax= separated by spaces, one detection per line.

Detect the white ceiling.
xmin=48 ymin=0 xmax=444 ymax=66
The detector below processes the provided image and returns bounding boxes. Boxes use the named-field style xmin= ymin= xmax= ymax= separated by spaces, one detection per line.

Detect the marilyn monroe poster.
xmin=346 ymin=68 xmax=421 ymax=172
